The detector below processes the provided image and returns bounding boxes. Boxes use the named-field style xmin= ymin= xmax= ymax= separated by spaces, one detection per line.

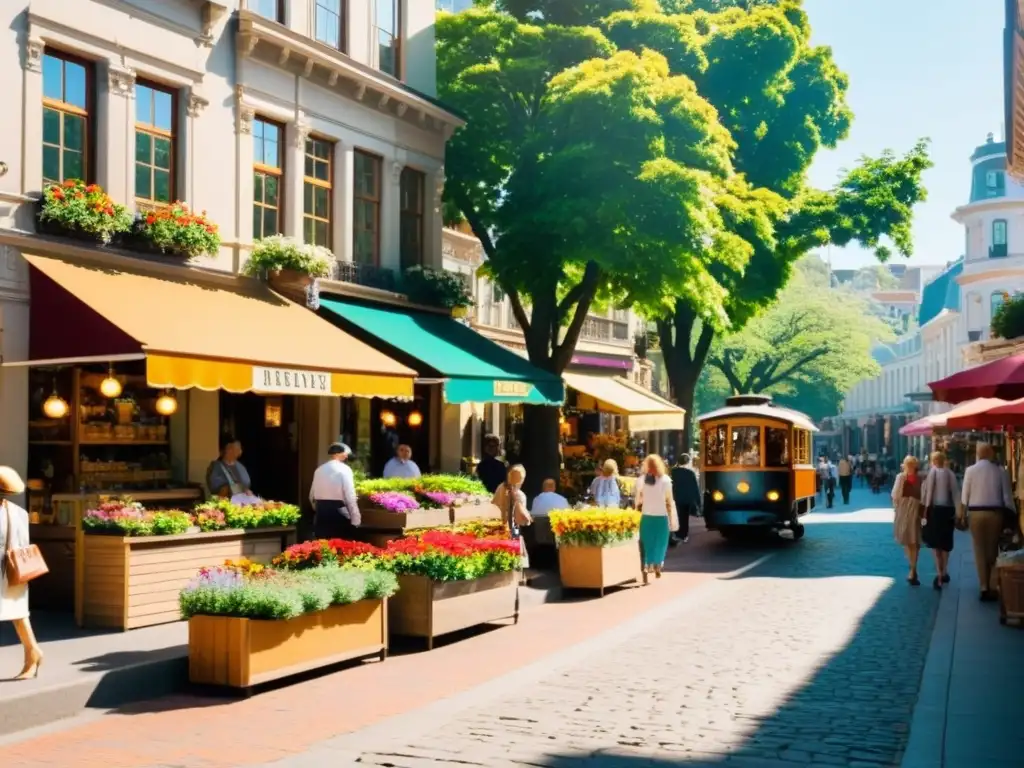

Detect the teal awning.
xmin=318 ymin=297 xmax=565 ymax=405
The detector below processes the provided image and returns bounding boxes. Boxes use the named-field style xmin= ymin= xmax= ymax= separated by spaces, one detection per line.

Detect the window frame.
xmin=729 ymin=424 xmax=764 ymax=468
xmin=247 ymin=0 xmax=285 ymax=22
xmin=353 ymin=150 xmax=383 ymax=266
xmin=133 ymin=78 xmax=178 ymax=208
xmin=399 ymin=166 xmax=425 ymax=271
xmin=765 ymin=426 xmax=791 ymax=468
xmin=252 ymin=116 xmax=285 ymax=241
xmin=993 ymin=218 xmax=1008 ymax=247
xmin=376 ymin=0 xmax=402 ymax=79
xmin=703 ymin=424 xmax=728 ymax=468
xmin=314 ymin=0 xmax=346 ymax=51
xmin=41 ymin=48 xmax=95 ymax=186
xmin=302 ymin=135 xmax=334 ymax=248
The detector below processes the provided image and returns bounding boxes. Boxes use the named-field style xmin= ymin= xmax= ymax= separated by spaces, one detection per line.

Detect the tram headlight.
xmin=736 ymin=481 xmax=750 ymax=494
xmin=766 ymin=490 xmax=780 ymax=502
xmin=712 ymin=490 xmax=725 ymax=502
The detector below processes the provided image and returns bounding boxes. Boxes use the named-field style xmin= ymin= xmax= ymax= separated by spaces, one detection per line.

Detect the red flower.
xmin=51 ymin=188 xmax=64 ymax=200
xmin=104 ymin=206 xmax=114 ymax=216
xmin=86 ymin=184 xmax=100 ymax=193
xmin=146 ymin=215 xmax=156 ymax=225
xmin=63 ymin=179 xmax=76 ymax=188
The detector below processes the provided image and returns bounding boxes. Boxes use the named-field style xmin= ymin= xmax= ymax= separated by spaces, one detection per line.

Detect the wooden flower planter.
xmin=558 ymin=539 xmax=642 ymax=596
xmin=450 ymin=502 xmax=502 ymax=525
xmin=355 ymin=504 xmax=452 ymax=547
xmin=188 ymin=598 xmax=387 ymax=688
xmin=997 ymin=562 xmax=1024 ymax=626
xmin=389 ymin=570 xmax=520 ymax=650
xmin=77 ymin=527 xmax=295 ymax=630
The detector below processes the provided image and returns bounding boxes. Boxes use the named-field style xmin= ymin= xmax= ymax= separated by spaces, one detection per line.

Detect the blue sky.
xmin=804 ymin=0 xmax=1005 ymax=270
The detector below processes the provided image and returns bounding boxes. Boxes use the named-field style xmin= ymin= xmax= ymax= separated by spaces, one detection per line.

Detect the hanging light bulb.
xmin=42 ymin=378 xmax=69 ymax=419
xmin=380 ymin=409 xmax=397 ymax=427
xmin=407 ymin=410 xmax=423 ymax=428
xmin=99 ymin=365 xmax=122 ymax=399
xmin=155 ymin=391 xmax=178 ymax=416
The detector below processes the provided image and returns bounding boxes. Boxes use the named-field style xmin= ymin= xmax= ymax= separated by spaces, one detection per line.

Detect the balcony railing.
xmin=336 ymin=261 xmax=398 ymax=292
xmin=580 ymin=316 xmax=630 ymax=344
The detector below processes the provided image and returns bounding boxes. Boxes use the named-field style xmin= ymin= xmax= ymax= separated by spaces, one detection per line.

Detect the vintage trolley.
xmin=698 ymin=394 xmax=818 ymax=540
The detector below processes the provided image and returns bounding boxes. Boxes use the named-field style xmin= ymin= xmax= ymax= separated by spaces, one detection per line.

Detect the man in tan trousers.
xmin=961 ymin=442 xmax=1014 ymax=602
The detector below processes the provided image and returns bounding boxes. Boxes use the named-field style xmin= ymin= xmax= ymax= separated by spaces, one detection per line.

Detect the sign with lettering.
xmin=493 ymin=380 xmax=533 ymax=398
xmin=252 ymin=366 xmax=332 ymax=396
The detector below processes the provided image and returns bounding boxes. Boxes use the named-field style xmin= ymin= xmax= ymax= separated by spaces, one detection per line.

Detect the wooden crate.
xmin=358 ymin=505 xmax=452 ymax=532
xmin=389 ymin=571 xmax=519 ymax=650
xmin=451 ymin=502 xmax=502 ymax=525
xmin=188 ymin=599 xmax=387 ymax=688
xmin=558 ymin=540 xmax=641 ymax=596
xmin=78 ymin=527 xmax=295 ymax=630
xmin=998 ymin=562 xmax=1024 ymax=626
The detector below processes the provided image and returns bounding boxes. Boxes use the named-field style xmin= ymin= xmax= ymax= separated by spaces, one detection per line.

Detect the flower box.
xmin=450 ymin=502 xmax=502 ymax=525
xmin=188 ymin=598 xmax=387 ymax=688
xmin=78 ymin=527 xmax=295 ymax=630
xmin=557 ymin=540 xmax=642 ymax=596
xmin=358 ymin=505 xmax=452 ymax=532
xmin=388 ymin=570 xmax=519 ymax=650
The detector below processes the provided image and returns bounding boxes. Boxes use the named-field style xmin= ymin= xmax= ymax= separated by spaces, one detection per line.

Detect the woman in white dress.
xmin=588 ymin=459 xmax=622 ymax=508
xmin=0 ymin=466 xmax=43 ymax=679
xmin=634 ymin=454 xmax=679 ymax=584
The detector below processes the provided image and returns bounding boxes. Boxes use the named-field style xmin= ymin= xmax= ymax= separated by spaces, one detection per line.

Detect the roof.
xmin=917 ymin=259 xmax=964 ymax=327
xmin=564 ymin=372 xmax=685 ymax=432
xmin=696 ymin=403 xmax=818 ymax=432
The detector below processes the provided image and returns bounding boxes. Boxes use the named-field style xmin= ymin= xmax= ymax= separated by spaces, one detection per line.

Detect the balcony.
xmin=336 ymin=261 xmax=399 ymax=292
xmin=580 ymin=316 xmax=630 ymax=345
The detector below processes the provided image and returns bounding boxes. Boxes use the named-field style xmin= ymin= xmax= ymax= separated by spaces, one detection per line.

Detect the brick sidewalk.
xmin=1 ymin=531 xmax=757 ymax=768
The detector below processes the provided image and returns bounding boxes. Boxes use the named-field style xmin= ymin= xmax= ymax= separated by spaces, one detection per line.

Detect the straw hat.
xmin=0 ymin=466 xmax=25 ymax=496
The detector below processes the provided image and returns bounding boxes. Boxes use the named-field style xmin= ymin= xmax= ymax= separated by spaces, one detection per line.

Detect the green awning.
xmin=318 ymin=297 xmax=565 ymax=405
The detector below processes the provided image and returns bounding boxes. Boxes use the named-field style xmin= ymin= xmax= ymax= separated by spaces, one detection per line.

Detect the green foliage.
xmin=853 ymin=264 xmax=899 ymax=291
xmin=992 ymin=293 xmax=1024 ymax=340
xmin=242 ymin=235 xmax=333 ymax=278
xmin=39 ymin=180 xmax=132 ymax=243
xmin=222 ymin=501 xmax=302 ymax=529
xmin=355 ymin=474 xmax=489 ymax=497
xmin=402 ymin=266 xmax=474 ymax=310
xmin=148 ymin=510 xmax=194 ymax=536
xmin=135 ymin=203 xmax=220 ymax=258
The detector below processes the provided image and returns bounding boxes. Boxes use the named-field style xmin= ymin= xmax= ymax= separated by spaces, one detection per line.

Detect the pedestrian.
xmin=588 ymin=459 xmax=622 ymax=508
xmin=838 ymin=455 xmax=853 ymax=504
xmin=309 ymin=442 xmax=361 ymax=540
xmin=0 ymin=466 xmax=44 ymax=680
xmin=872 ymin=462 xmax=885 ymax=494
xmin=476 ymin=435 xmax=507 ymax=495
xmin=816 ymin=456 xmax=828 ymax=501
xmin=921 ymin=450 xmax=962 ymax=590
xmin=670 ymin=453 xmax=701 ymax=545
xmin=634 ymin=454 xmax=679 ymax=584
xmin=492 ymin=464 xmax=533 ymax=569
xmin=892 ymin=455 xmax=924 ymax=586
xmin=961 ymin=442 xmax=1015 ymax=602
xmin=382 ymin=443 xmax=421 ymax=479
xmin=530 ymin=478 xmax=569 ymax=518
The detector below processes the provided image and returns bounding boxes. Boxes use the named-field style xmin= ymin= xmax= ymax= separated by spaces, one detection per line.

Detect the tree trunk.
xmin=665 ymin=363 xmax=699 ymax=454
xmin=521 ymin=404 xmax=561 ymax=501
xmin=659 ymin=300 xmax=714 ymax=456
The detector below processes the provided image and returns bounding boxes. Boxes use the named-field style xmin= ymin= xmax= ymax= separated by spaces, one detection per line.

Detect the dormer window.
xmin=991 ymin=219 xmax=1008 ymax=258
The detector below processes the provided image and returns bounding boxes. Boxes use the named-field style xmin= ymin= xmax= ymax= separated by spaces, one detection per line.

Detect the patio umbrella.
xmin=928 ymin=354 xmax=1024 ymax=404
xmin=945 ymin=396 xmax=1024 ymax=431
xmin=899 ymin=416 xmax=935 ymax=437
xmin=898 ymin=398 xmax=1008 ymax=436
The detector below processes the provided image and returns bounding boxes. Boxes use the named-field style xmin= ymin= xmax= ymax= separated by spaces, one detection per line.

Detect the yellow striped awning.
xmin=563 ymin=372 xmax=685 ymax=432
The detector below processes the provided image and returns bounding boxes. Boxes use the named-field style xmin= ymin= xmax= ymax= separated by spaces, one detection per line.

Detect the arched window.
xmin=992 ymin=219 xmax=1008 ymax=257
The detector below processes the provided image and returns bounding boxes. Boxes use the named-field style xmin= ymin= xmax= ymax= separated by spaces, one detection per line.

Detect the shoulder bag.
xmin=665 ymin=482 xmax=680 ymax=533
xmin=4 ymin=500 xmax=48 ymax=586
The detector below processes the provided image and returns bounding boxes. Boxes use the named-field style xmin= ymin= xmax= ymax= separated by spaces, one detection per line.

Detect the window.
xmin=42 ymin=51 xmax=91 ymax=185
xmin=134 ymin=82 xmax=176 ymax=205
xmin=491 ymin=282 xmax=505 ymax=303
xmin=399 ymin=167 xmax=425 ymax=270
xmin=992 ymin=291 xmax=1008 ymax=320
xmin=247 ymin=0 xmax=283 ymax=22
xmin=253 ymin=118 xmax=283 ymax=240
xmin=315 ymin=0 xmax=344 ymax=49
xmin=703 ymin=425 xmax=727 ymax=468
xmin=993 ymin=219 xmax=1008 ymax=246
xmin=376 ymin=0 xmax=401 ymax=77
xmin=353 ymin=151 xmax=381 ymax=265
xmin=730 ymin=426 xmax=761 ymax=466
xmin=793 ymin=430 xmax=811 ymax=464
xmin=765 ymin=427 xmax=790 ymax=467
xmin=987 ymin=170 xmax=998 ymax=188
xmin=303 ymin=137 xmax=332 ymax=247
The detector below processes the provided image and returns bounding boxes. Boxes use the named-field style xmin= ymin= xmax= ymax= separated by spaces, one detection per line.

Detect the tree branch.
xmin=450 ymin=189 xmax=498 ymax=263
xmin=556 ymin=261 xmax=600 ymax=320
xmin=552 ymin=268 xmax=602 ymax=372
xmin=760 ymin=348 xmax=831 ymax=390
xmin=507 ymin=287 xmax=532 ymax=337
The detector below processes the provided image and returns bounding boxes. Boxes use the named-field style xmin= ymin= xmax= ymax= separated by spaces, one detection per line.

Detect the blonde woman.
xmin=491 ymin=465 xmax=532 ymax=568
xmin=588 ymin=459 xmax=622 ymax=508
xmin=921 ymin=451 xmax=962 ymax=590
xmin=634 ymin=454 xmax=679 ymax=584
xmin=892 ymin=455 xmax=924 ymax=586
xmin=0 ymin=467 xmax=43 ymax=679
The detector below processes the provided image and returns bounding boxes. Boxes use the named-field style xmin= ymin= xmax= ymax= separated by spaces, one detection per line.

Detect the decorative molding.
xmin=238 ymin=104 xmax=256 ymax=135
xmin=434 ymin=166 xmax=446 ymax=209
xmin=354 ymin=83 xmax=366 ymax=101
xmin=390 ymin=162 xmax=404 ymax=185
xmin=187 ymin=91 xmax=209 ymax=118
xmin=107 ymin=65 xmax=137 ymax=97
xmin=327 ymin=71 xmax=339 ymax=87
xmin=396 ymin=103 xmax=408 ymax=118
xmin=302 ymin=58 xmax=314 ymax=78
xmin=196 ymin=1 xmax=229 ymax=47
xmin=378 ymin=94 xmax=391 ymax=110
xmin=277 ymin=48 xmax=290 ymax=66
xmin=293 ymin=121 xmax=312 ymax=148
xmin=24 ymin=37 xmax=44 ymax=73
xmin=239 ymin=32 xmax=259 ymax=56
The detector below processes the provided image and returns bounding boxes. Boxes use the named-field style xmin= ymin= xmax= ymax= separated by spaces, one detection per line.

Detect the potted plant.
xmin=127 ymin=203 xmax=221 ymax=259
xmin=243 ymin=235 xmax=334 ymax=292
xmin=355 ymin=474 xmax=496 ymax=534
xmin=550 ymin=509 xmax=642 ymax=596
xmin=36 ymin=180 xmax=132 ymax=244
xmin=401 ymin=266 xmax=473 ymax=312
xmin=183 ymin=563 xmax=396 ymax=687
xmin=992 ymin=292 xmax=1024 ymax=340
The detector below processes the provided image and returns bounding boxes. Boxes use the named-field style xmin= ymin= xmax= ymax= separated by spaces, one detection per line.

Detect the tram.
xmin=697 ymin=394 xmax=818 ymax=541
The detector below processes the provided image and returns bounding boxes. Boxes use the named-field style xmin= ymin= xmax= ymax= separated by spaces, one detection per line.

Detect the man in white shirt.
xmin=382 ymin=444 xmax=422 ymax=480
xmin=309 ymin=442 xmax=361 ymax=540
xmin=530 ymin=478 xmax=569 ymax=517
xmin=962 ymin=442 xmax=1014 ymax=601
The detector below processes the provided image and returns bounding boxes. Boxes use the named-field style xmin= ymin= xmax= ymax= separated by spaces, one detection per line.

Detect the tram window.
xmin=704 ymin=425 xmax=727 ymax=467
xmin=793 ymin=429 xmax=810 ymax=464
xmin=730 ymin=426 xmax=761 ymax=466
xmin=765 ymin=427 xmax=789 ymax=466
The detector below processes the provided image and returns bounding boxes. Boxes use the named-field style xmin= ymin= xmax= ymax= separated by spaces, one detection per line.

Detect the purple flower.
xmin=186 ymin=568 xmax=245 ymax=590
xmin=369 ymin=491 xmax=420 ymax=513
xmin=423 ymin=491 xmax=457 ymax=506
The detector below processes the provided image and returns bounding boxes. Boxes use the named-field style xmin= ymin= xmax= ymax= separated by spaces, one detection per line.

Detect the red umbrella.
xmin=946 ymin=396 xmax=1024 ymax=431
xmin=900 ymin=398 xmax=1007 ymax=435
xmin=927 ymin=354 xmax=1024 ymax=404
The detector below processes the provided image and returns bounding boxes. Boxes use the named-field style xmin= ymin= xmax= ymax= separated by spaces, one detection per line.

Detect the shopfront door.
xmin=220 ymin=392 xmax=300 ymax=504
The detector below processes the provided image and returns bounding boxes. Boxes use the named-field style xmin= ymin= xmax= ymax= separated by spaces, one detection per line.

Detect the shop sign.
xmin=253 ymin=366 xmax=332 ymax=396
xmin=493 ymin=380 xmax=533 ymax=398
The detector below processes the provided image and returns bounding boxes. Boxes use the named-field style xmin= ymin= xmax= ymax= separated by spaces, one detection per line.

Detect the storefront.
xmin=5 ymin=246 xmax=416 ymax=611
xmin=315 ymin=294 xmax=566 ymax=474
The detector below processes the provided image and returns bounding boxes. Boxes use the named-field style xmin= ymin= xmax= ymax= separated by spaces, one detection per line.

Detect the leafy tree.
xmin=853 ymin=264 xmax=899 ymax=291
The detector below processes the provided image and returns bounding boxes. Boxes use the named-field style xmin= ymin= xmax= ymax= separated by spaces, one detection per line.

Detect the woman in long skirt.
xmin=892 ymin=455 xmax=924 ymax=586
xmin=921 ymin=450 xmax=961 ymax=590
xmin=0 ymin=467 xmax=44 ymax=679
xmin=634 ymin=454 xmax=679 ymax=584
xmin=491 ymin=464 xmax=532 ymax=570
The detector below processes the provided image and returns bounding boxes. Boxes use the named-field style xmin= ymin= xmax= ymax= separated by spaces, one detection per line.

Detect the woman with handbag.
xmin=921 ymin=451 xmax=962 ymax=590
xmin=892 ymin=455 xmax=924 ymax=586
xmin=634 ymin=454 xmax=679 ymax=584
xmin=0 ymin=466 xmax=44 ymax=679
xmin=491 ymin=465 xmax=533 ymax=570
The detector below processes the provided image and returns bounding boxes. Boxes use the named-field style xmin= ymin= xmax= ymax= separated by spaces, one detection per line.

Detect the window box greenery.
xmin=125 ymin=203 xmax=221 ymax=259
xmin=992 ymin=292 xmax=1024 ymax=340
xmin=401 ymin=266 xmax=473 ymax=311
xmin=36 ymin=180 xmax=133 ymax=244
xmin=242 ymin=235 xmax=335 ymax=281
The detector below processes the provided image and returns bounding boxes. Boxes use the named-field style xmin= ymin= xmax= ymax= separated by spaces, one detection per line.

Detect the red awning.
xmin=946 ymin=396 xmax=1024 ymax=431
xmin=927 ymin=355 xmax=1024 ymax=404
xmin=899 ymin=398 xmax=1008 ymax=436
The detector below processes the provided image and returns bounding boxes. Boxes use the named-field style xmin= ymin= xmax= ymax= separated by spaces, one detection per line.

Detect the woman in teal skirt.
xmin=633 ymin=454 xmax=679 ymax=584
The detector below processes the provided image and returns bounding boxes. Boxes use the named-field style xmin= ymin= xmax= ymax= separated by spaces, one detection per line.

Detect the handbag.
xmin=665 ymin=485 xmax=680 ymax=533
xmin=3 ymin=500 xmax=48 ymax=586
